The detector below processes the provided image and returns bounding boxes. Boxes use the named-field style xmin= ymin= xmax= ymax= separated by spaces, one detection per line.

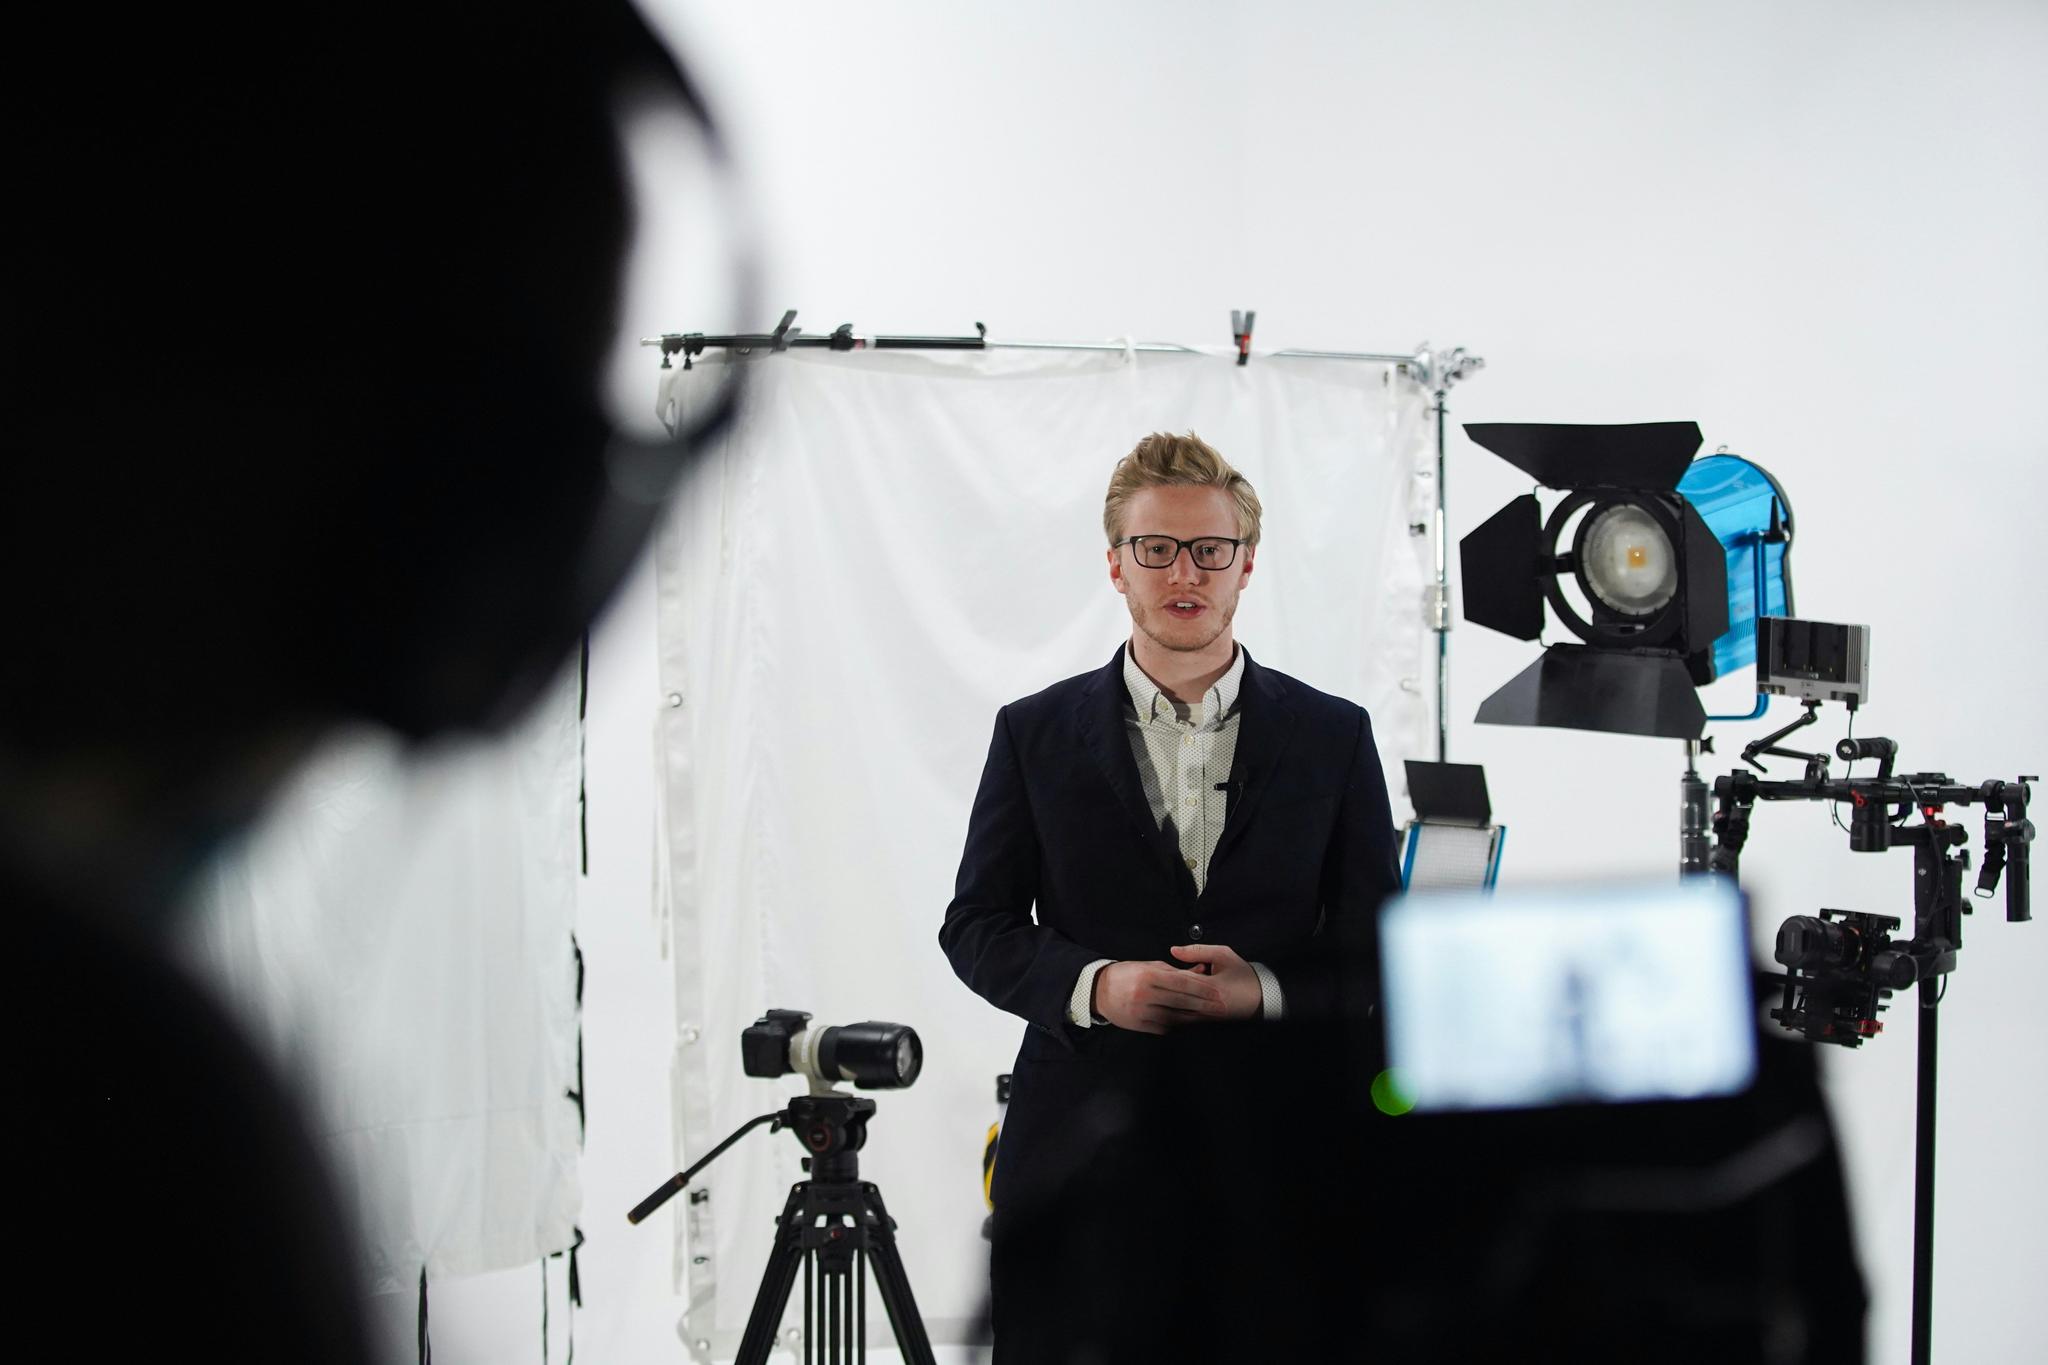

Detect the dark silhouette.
xmin=7 ymin=6 xmax=726 ymax=1357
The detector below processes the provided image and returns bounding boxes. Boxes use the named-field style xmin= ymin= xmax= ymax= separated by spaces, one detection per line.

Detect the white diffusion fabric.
xmin=183 ymin=671 xmax=585 ymax=1293
xmin=652 ymin=347 xmax=1433 ymax=1353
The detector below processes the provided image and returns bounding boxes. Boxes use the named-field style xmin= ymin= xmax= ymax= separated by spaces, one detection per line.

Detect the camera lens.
xmin=818 ymin=1022 xmax=923 ymax=1090
xmin=1776 ymin=915 xmax=1852 ymax=970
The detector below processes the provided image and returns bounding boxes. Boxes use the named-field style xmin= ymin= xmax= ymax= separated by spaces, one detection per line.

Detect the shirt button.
xmin=1184 ymin=856 xmax=1197 ymax=870
xmin=1183 ymin=795 xmax=1198 ymax=807
xmin=1188 ymin=923 xmax=1204 ymax=941
xmin=1182 ymin=735 xmax=1193 ymax=747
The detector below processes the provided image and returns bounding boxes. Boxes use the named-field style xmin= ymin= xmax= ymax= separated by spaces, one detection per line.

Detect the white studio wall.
xmin=209 ymin=2 xmax=2041 ymax=1361
xmin=597 ymin=2 xmax=2043 ymax=1361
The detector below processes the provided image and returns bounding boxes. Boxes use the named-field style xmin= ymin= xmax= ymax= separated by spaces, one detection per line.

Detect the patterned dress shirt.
xmin=1067 ymin=645 xmax=1285 ymax=1026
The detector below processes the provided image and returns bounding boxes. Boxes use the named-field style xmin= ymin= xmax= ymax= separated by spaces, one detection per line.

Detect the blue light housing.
xmin=1675 ymin=454 xmax=1794 ymax=683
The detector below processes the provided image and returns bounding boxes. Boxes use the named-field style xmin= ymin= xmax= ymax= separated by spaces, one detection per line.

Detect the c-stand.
xmin=1707 ymin=737 xmax=2033 ymax=1365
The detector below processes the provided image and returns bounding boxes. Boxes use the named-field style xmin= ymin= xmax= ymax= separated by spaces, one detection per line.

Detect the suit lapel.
xmin=1077 ymin=645 xmax=1194 ymax=897
xmin=1210 ymin=648 xmax=1297 ymax=871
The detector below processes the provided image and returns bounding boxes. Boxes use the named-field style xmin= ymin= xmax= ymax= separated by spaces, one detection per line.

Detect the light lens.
xmin=1580 ymin=505 xmax=1676 ymax=616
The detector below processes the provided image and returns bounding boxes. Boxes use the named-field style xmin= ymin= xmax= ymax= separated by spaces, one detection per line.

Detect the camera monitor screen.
xmin=1378 ymin=877 xmax=1758 ymax=1112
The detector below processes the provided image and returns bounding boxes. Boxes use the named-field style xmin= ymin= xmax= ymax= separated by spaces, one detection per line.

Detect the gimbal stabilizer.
xmin=1704 ymin=718 xmax=2033 ymax=1365
xmin=1712 ymin=722 xmax=2033 ymax=971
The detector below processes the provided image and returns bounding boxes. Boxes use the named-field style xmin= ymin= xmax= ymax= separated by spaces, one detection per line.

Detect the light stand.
xmin=1679 ymin=737 xmax=1714 ymax=873
xmin=1710 ymin=752 xmax=2033 ymax=1365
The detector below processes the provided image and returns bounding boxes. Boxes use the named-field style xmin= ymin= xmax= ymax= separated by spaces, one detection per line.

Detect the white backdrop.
xmin=651 ymin=346 xmax=1432 ymax=1352
xmin=183 ymin=674 xmax=585 ymax=1298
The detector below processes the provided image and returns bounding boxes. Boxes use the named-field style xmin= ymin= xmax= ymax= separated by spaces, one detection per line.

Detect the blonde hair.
xmin=1102 ymin=431 xmax=1263 ymax=547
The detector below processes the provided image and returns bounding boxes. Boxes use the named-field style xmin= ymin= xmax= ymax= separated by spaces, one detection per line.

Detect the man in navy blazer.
xmin=939 ymin=433 xmax=1402 ymax=1359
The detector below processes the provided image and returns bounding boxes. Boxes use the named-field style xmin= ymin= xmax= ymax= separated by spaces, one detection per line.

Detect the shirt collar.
xmin=1122 ymin=644 xmax=1245 ymax=726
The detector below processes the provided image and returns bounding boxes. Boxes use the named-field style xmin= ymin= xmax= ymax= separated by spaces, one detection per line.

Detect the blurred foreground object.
xmin=7 ymin=4 xmax=741 ymax=1359
xmin=1379 ymin=878 xmax=1757 ymax=1111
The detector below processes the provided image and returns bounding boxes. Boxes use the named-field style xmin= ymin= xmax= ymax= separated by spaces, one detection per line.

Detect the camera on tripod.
xmin=741 ymin=1008 xmax=924 ymax=1091
xmin=1771 ymin=908 xmax=1917 ymax=1046
xmin=630 ymin=1008 xmax=938 ymax=1365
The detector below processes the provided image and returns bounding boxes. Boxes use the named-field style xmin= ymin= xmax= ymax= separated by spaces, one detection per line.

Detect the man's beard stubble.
xmin=1127 ymin=594 xmax=1235 ymax=654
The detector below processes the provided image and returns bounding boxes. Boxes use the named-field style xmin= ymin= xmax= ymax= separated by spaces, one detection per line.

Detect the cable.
xmin=1894 ymin=777 xmax=1924 ymax=828
xmin=1831 ymin=710 xmax=1856 ymax=833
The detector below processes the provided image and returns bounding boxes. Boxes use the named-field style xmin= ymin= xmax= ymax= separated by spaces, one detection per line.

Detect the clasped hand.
xmin=1092 ymin=944 xmax=1262 ymax=1034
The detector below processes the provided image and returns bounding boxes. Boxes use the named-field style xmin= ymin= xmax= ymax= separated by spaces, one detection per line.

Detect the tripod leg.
xmin=828 ymin=1260 xmax=853 ymax=1365
xmin=855 ymin=1186 xmax=937 ymax=1365
xmin=828 ymin=1252 xmax=855 ymax=1365
xmin=863 ymin=1238 xmax=936 ymax=1365
xmin=736 ymin=1188 xmax=810 ymax=1365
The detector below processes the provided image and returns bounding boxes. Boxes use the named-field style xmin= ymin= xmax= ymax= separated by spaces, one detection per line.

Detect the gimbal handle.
xmin=1975 ymin=778 xmax=2035 ymax=922
xmin=1837 ymin=736 xmax=1898 ymax=782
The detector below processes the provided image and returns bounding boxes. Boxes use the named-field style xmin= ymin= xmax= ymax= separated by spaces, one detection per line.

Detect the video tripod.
xmin=629 ymin=1092 xmax=936 ymax=1365
xmin=1706 ymin=706 xmax=2033 ymax=1365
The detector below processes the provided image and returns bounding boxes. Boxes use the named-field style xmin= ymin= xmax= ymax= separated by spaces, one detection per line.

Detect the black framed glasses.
xmin=1115 ymin=534 xmax=1244 ymax=570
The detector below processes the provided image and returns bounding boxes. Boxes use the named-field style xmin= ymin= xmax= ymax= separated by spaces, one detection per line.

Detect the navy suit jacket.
xmin=939 ymin=644 xmax=1400 ymax=1189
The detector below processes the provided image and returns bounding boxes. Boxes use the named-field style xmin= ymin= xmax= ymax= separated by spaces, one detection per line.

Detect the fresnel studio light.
xmin=1458 ymin=421 xmax=1792 ymax=740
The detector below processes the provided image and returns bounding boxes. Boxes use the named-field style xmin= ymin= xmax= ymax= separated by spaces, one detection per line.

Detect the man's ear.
xmin=1108 ymin=546 xmax=1128 ymax=595
xmin=1238 ymin=546 xmax=1255 ymax=589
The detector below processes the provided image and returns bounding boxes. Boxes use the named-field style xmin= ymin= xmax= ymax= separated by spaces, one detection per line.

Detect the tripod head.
xmin=628 ymin=1008 xmax=919 ymax=1226
xmin=780 ymin=1092 xmax=876 ymax=1184
xmin=626 ymin=1091 xmax=884 ymax=1225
